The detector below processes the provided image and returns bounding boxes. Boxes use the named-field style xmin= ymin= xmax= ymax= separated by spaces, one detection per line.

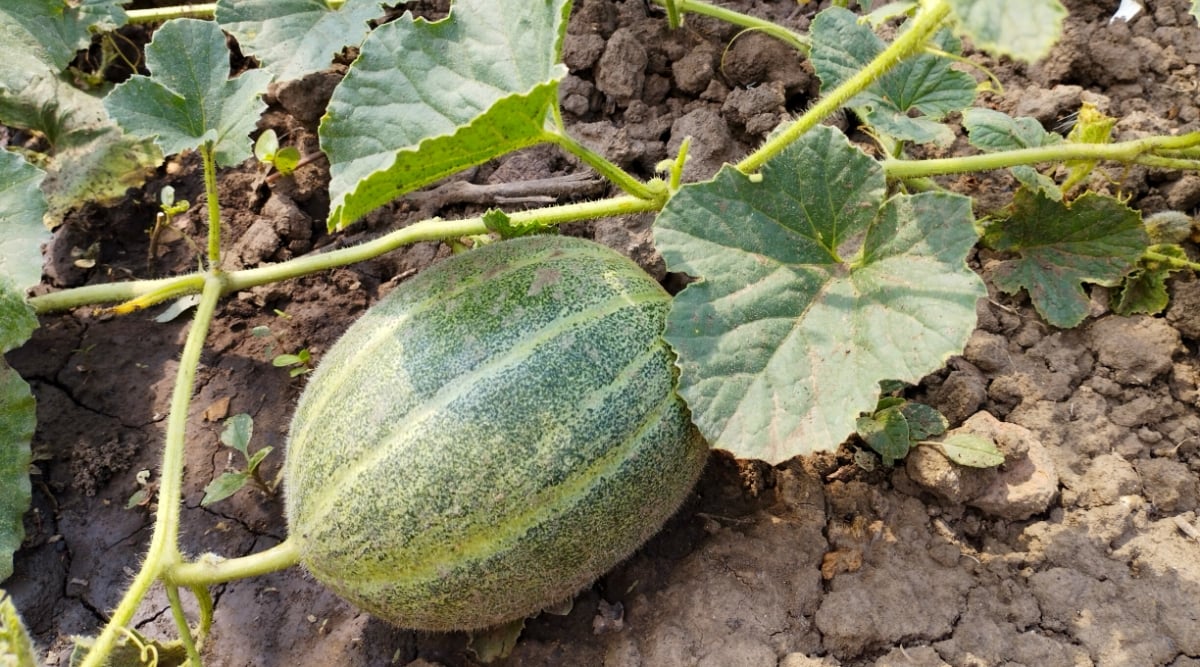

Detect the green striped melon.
xmin=284 ymin=235 xmax=708 ymax=631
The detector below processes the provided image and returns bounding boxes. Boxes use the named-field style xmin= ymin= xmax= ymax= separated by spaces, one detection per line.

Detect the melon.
xmin=284 ymin=235 xmax=708 ymax=631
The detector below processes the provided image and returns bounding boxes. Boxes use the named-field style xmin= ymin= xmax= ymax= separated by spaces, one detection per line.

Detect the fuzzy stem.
xmin=201 ymin=141 xmax=222 ymax=270
xmin=76 ymin=275 xmax=226 ymax=667
xmin=652 ymin=0 xmax=810 ymax=53
xmin=1145 ymin=249 xmax=1200 ymax=271
xmin=30 ymin=195 xmax=660 ymax=314
xmin=736 ymin=0 xmax=951 ymax=174
xmin=164 ymin=585 xmax=202 ymax=666
xmin=167 ymin=539 xmax=303 ymax=587
xmin=882 ymin=132 xmax=1200 ymax=179
xmin=543 ymin=130 xmax=664 ymax=202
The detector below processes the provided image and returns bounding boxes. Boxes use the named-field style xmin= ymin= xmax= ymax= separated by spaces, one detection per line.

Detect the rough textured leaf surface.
xmin=963 ymin=108 xmax=1063 ymax=199
xmin=0 ymin=362 xmax=33 ymax=583
xmin=946 ymin=0 xmax=1066 ymax=61
xmin=654 ymin=125 xmax=984 ymax=463
xmin=217 ymin=0 xmax=385 ymax=82
xmin=987 ymin=190 xmax=1148 ymax=328
xmin=812 ymin=7 xmax=976 ymax=145
xmin=320 ymin=0 xmax=570 ymax=229
xmin=0 ymin=592 xmax=37 ymax=664
xmin=104 ymin=19 xmax=271 ymax=167
xmin=1113 ymin=245 xmax=1185 ymax=316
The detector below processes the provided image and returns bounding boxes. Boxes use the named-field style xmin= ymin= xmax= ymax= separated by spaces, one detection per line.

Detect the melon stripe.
xmin=294 ymin=288 xmax=665 ymax=528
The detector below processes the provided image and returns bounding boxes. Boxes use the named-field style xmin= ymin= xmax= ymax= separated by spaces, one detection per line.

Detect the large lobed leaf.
xmin=946 ymin=0 xmax=1067 ymax=62
xmin=319 ymin=0 xmax=570 ymax=230
xmin=216 ymin=0 xmax=386 ymax=83
xmin=654 ymin=125 xmax=984 ymax=463
xmin=811 ymin=7 xmax=976 ymax=146
xmin=986 ymin=190 xmax=1148 ymax=328
xmin=0 ymin=1 xmax=158 ymax=227
xmin=104 ymin=19 xmax=271 ymax=167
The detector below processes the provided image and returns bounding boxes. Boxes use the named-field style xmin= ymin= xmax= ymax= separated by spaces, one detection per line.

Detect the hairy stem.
xmin=125 ymin=4 xmax=216 ymax=23
xmin=165 ymin=585 xmax=202 ymax=666
xmin=737 ymin=0 xmax=951 ymax=174
xmin=201 ymin=141 xmax=222 ymax=270
xmin=30 ymin=195 xmax=660 ymax=314
xmin=652 ymin=0 xmax=810 ymax=53
xmin=166 ymin=538 xmax=303 ymax=587
xmin=882 ymin=132 xmax=1200 ymax=179
xmin=543 ymin=130 xmax=664 ymax=203
xmin=76 ymin=275 xmax=226 ymax=667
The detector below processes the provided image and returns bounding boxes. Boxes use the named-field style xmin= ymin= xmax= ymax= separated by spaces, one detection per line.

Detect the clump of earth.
xmin=8 ymin=1 xmax=1200 ymax=666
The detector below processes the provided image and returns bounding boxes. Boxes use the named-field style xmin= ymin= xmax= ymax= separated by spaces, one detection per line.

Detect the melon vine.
xmin=1 ymin=0 xmax=1199 ymax=664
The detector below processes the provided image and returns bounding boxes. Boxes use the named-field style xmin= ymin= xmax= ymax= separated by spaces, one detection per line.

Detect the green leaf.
xmin=654 ymin=125 xmax=984 ymax=463
xmin=0 ymin=592 xmax=37 ymax=666
xmin=857 ymin=407 xmax=912 ymax=466
xmin=936 ymin=432 xmax=1004 ymax=468
xmin=900 ymin=401 xmax=948 ymax=440
xmin=254 ymin=129 xmax=280 ymax=163
xmin=0 ymin=151 xmax=50 ymax=293
xmin=0 ymin=360 xmax=34 ymax=582
xmin=1113 ymin=244 xmax=1186 ymax=317
xmin=945 ymin=0 xmax=1067 ymax=62
xmin=216 ymin=0 xmax=385 ymax=82
xmin=272 ymin=147 xmax=301 ymax=176
xmin=811 ymin=8 xmax=976 ymax=146
xmin=0 ymin=73 xmax=161 ymax=227
xmin=220 ymin=413 xmax=254 ymax=456
xmin=962 ymin=108 xmax=1063 ymax=200
xmin=245 ymin=445 xmax=273 ymax=473
xmin=319 ymin=0 xmax=571 ymax=230
xmin=201 ymin=471 xmax=250 ymax=506
xmin=986 ymin=190 xmax=1148 ymax=328
xmin=104 ymin=19 xmax=272 ymax=167
xmin=0 ymin=0 xmax=127 ymax=71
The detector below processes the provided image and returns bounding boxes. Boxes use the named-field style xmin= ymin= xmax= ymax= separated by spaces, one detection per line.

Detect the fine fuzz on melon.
xmin=285 ymin=235 xmax=708 ymax=631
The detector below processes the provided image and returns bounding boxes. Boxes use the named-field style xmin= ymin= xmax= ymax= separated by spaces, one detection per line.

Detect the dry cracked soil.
xmin=7 ymin=1 xmax=1200 ymax=666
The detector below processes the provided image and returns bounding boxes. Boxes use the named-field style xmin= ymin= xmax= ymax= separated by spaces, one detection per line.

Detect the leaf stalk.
xmin=736 ymin=0 xmax=951 ymax=174
xmin=651 ymin=0 xmax=811 ymax=54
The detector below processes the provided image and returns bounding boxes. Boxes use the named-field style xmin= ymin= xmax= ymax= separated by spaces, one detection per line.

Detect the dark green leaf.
xmin=936 ymin=432 xmax=1004 ymax=467
xmin=856 ymin=407 xmax=912 ymax=466
xmin=320 ymin=0 xmax=570 ymax=229
xmin=104 ymin=19 xmax=271 ymax=167
xmin=654 ymin=125 xmax=983 ymax=463
xmin=811 ymin=8 xmax=976 ymax=145
xmin=899 ymin=401 xmax=948 ymax=440
xmin=201 ymin=471 xmax=249 ymax=506
xmin=1113 ymin=245 xmax=1187 ymax=316
xmin=217 ymin=0 xmax=385 ymax=82
xmin=987 ymin=190 xmax=1148 ymax=328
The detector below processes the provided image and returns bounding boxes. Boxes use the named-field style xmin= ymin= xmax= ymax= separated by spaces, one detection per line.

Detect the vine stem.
xmin=882 ymin=132 xmax=1200 ymax=179
xmin=76 ymin=274 xmax=226 ymax=667
xmin=125 ymin=4 xmax=216 ymax=23
xmin=166 ymin=538 xmax=303 ymax=587
xmin=201 ymin=141 xmax=222 ymax=269
xmin=29 ymin=195 xmax=660 ymax=314
xmin=1145 ymin=249 xmax=1200 ymax=271
xmin=737 ymin=0 xmax=951 ymax=174
xmin=650 ymin=0 xmax=810 ymax=53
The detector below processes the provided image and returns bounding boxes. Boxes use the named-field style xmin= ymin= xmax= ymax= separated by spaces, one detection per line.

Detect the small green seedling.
xmin=253 ymin=129 xmax=301 ymax=177
xmin=272 ymin=348 xmax=312 ymax=377
xmin=200 ymin=414 xmax=276 ymax=506
xmin=855 ymin=393 xmax=1003 ymax=468
xmin=149 ymin=185 xmax=190 ymax=266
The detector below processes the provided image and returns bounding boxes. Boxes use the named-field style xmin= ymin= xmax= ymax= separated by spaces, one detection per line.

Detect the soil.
xmin=7 ymin=1 xmax=1200 ymax=666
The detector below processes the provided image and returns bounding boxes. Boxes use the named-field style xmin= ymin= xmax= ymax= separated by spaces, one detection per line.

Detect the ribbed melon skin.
xmin=285 ymin=235 xmax=707 ymax=631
